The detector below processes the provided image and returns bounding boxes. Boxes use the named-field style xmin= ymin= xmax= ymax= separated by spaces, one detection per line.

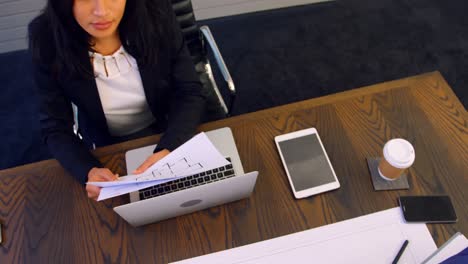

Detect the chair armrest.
xmin=199 ymin=26 xmax=235 ymax=95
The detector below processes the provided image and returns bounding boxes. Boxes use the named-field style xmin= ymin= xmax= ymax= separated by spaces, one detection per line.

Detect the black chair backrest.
xmin=170 ymin=0 xmax=229 ymax=119
xmin=171 ymin=0 xmax=204 ymax=63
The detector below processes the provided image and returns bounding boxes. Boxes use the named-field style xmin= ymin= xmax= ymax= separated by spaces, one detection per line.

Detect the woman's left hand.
xmin=133 ymin=149 xmax=171 ymax=174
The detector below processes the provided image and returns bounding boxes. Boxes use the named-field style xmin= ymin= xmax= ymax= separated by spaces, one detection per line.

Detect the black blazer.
xmin=30 ymin=12 xmax=206 ymax=184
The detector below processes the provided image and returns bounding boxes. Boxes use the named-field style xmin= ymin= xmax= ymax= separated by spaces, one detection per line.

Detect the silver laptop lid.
xmin=114 ymin=127 xmax=258 ymax=226
xmin=114 ymin=171 xmax=258 ymax=226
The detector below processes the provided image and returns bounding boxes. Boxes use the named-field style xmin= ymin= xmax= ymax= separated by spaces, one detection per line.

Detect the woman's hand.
xmin=133 ymin=149 xmax=171 ymax=174
xmin=86 ymin=167 xmax=118 ymax=200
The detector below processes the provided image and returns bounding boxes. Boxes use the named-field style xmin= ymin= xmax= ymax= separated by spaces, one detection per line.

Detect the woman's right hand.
xmin=86 ymin=167 xmax=118 ymax=200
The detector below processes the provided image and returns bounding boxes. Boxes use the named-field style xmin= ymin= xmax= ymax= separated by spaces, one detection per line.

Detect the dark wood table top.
xmin=1 ymin=72 xmax=466 ymax=263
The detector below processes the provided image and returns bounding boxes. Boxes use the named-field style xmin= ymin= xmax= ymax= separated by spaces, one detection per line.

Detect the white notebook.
xmin=172 ymin=207 xmax=437 ymax=264
xmin=422 ymin=232 xmax=468 ymax=264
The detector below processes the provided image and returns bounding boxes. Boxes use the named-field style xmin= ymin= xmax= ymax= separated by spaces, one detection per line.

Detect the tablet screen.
xmin=278 ymin=134 xmax=336 ymax=192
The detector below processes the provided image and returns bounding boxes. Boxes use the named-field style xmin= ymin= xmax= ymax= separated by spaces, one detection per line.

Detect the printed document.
xmin=88 ymin=132 xmax=230 ymax=201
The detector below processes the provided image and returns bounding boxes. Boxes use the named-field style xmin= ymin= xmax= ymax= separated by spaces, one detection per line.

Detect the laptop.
xmin=114 ymin=127 xmax=259 ymax=226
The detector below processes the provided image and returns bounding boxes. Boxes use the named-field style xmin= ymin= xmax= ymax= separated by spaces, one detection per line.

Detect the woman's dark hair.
xmin=29 ymin=0 xmax=167 ymax=78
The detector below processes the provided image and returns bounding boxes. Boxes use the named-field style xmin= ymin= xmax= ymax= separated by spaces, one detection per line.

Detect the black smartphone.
xmin=399 ymin=195 xmax=457 ymax=223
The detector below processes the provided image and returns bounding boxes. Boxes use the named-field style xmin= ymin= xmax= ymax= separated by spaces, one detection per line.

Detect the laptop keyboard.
xmin=139 ymin=157 xmax=235 ymax=201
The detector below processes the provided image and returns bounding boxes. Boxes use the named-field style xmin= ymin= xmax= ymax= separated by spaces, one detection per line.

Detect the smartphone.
xmin=399 ymin=195 xmax=457 ymax=223
xmin=275 ymin=128 xmax=340 ymax=199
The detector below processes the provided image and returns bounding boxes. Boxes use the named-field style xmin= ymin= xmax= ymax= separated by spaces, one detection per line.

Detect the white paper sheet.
xmin=97 ymin=178 xmax=175 ymax=201
xmin=92 ymin=132 xmax=230 ymax=201
xmin=171 ymin=207 xmax=437 ymax=264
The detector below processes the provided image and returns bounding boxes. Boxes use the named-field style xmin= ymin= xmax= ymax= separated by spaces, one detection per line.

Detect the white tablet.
xmin=275 ymin=128 xmax=340 ymax=199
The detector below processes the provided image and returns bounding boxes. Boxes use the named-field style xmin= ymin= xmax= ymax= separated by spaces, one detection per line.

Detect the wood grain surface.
xmin=0 ymin=71 xmax=466 ymax=263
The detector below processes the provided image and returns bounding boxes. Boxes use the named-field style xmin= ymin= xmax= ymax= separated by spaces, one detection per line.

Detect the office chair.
xmin=171 ymin=0 xmax=236 ymax=120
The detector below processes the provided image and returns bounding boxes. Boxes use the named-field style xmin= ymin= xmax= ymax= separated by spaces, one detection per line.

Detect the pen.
xmin=392 ymin=240 xmax=409 ymax=264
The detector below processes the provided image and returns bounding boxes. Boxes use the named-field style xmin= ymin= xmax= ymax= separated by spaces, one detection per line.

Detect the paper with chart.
xmin=90 ymin=132 xmax=230 ymax=201
xmin=171 ymin=207 xmax=437 ymax=264
xmin=90 ymin=132 xmax=229 ymax=187
xmin=97 ymin=177 xmax=177 ymax=201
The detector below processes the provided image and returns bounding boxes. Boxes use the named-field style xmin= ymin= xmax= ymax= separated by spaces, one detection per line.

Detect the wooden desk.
xmin=1 ymin=72 xmax=466 ymax=263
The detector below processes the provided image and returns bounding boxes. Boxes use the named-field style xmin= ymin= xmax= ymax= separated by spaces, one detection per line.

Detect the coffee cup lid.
xmin=383 ymin=138 xmax=415 ymax=169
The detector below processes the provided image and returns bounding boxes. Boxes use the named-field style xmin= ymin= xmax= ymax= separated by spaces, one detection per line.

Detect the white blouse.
xmin=90 ymin=46 xmax=155 ymax=137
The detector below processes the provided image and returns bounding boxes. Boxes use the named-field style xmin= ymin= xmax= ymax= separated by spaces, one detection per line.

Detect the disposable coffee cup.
xmin=378 ymin=139 xmax=415 ymax=181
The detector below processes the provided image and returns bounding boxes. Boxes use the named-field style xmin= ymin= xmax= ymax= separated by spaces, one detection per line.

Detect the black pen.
xmin=392 ymin=240 xmax=409 ymax=264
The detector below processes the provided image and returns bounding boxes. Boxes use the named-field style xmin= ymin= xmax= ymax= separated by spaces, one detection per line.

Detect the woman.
xmin=29 ymin=0 xmax=207 ymax=200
